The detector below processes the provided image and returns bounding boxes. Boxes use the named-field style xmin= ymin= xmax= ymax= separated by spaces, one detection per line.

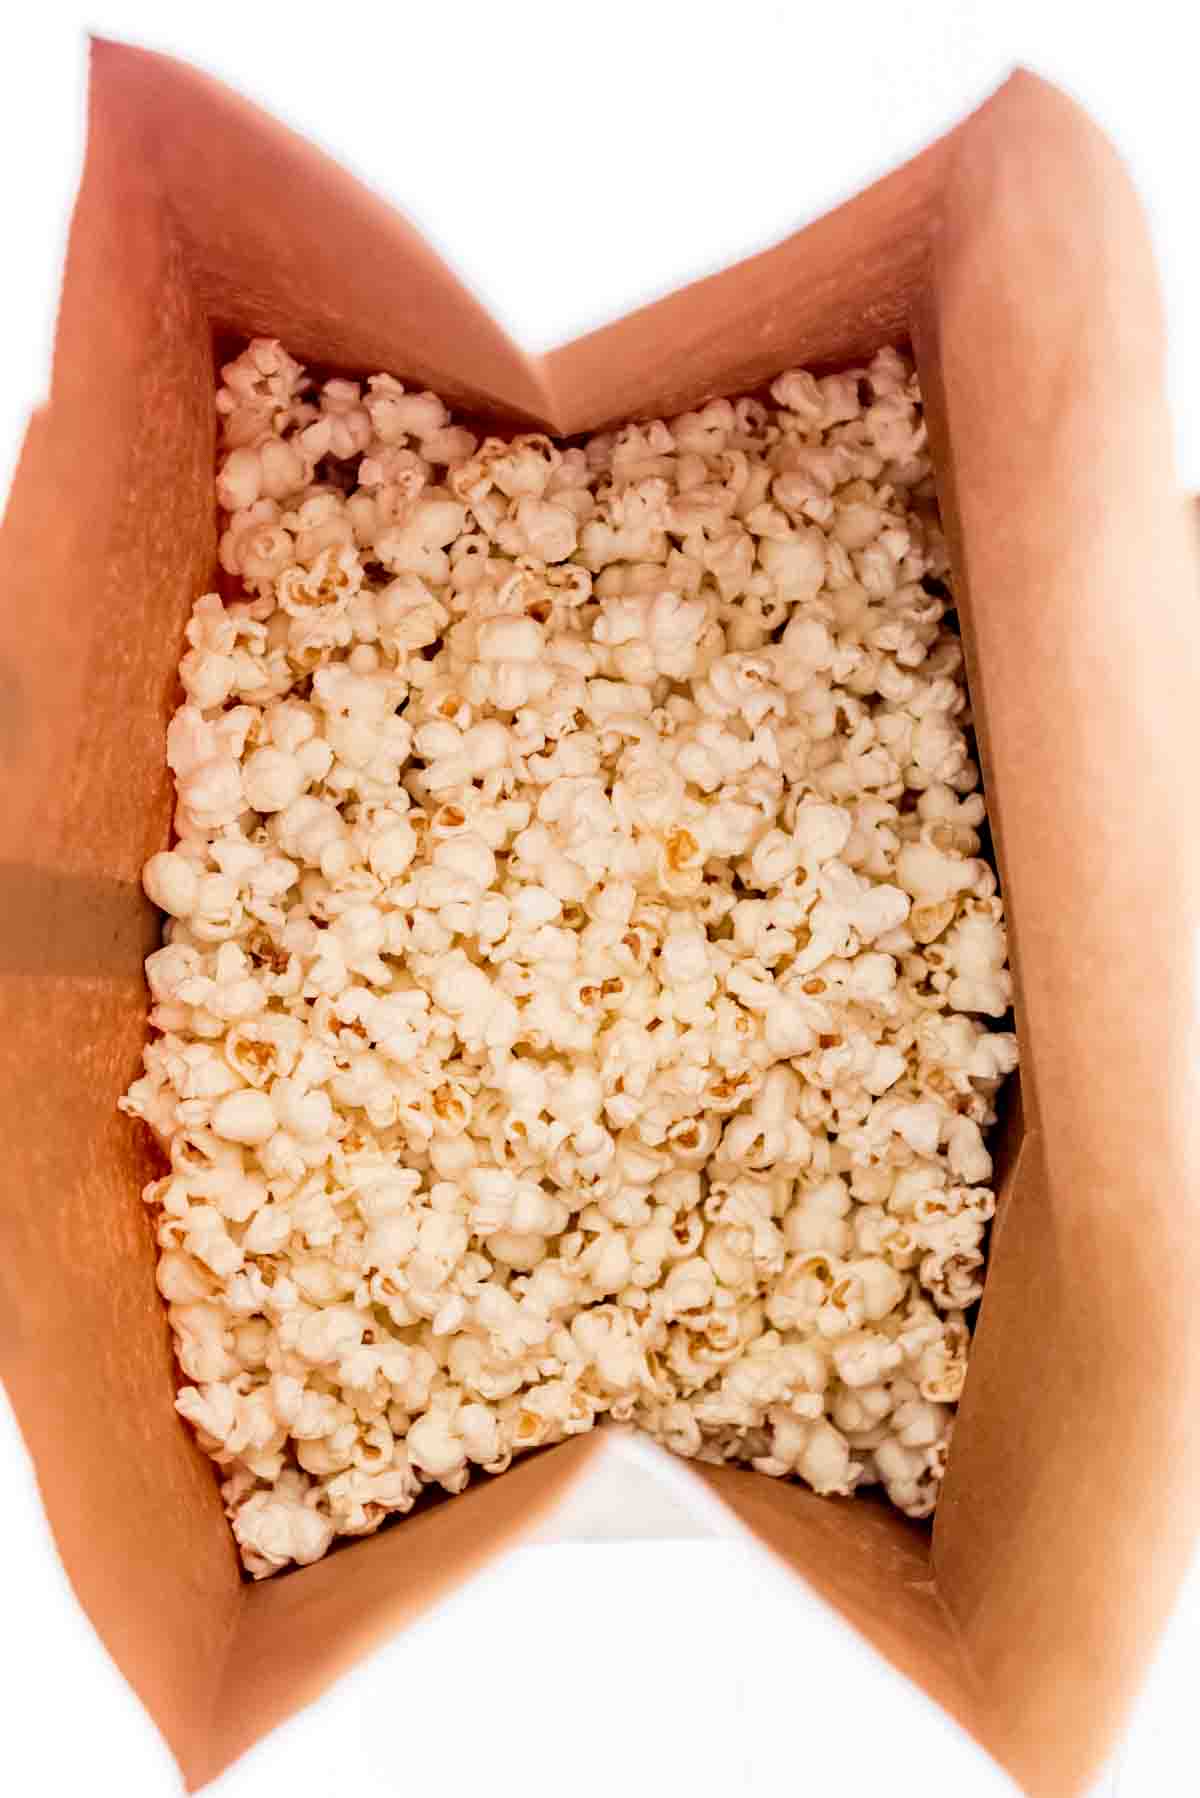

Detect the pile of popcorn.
xmin=121 ymin=337 xmax=1017 ymax=1578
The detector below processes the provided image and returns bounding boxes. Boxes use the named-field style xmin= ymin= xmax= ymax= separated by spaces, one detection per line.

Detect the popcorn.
xmin=125 ymin=337 xmax=1015 ymax=1577
xmin=405 ymin=1408 xmax=468 ymax=1483
xmin=210 ymin=1090 xmax=277 ymax=1146
xmin=230 ymin=1470 xmax=336 ymax=1578
xmin=242 ymin=745 xmax=309 ymax=813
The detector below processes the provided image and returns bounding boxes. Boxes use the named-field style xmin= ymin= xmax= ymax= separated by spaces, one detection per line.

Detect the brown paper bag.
xmin=2 ymin=40 xmax=1198 ymax=1795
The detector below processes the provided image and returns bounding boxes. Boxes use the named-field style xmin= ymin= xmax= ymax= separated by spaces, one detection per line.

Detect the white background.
xmin=2 ymin=3 xmax=1196 ymax=1794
